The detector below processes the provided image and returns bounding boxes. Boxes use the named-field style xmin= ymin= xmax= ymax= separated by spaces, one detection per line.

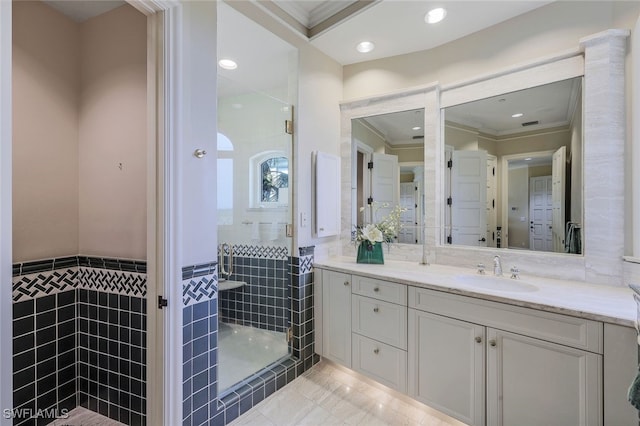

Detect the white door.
xmin=486 ymin=328 xmax=602 ymax=426
xmin=370 ymin=152 xmax=399 ymax=224
xmin=399 ymin=182 xmax=417 ymax=243
xmin=408 ymin=309 xmax=485 ymax=426
xmin=445 ymin=145 xmax=453 ymax=243
xmin=552 ymin=147 xmax=566 ymax=252
xmin=486 ymin=155 xmax=497 ymax=247
xmin=451 ymin=150 xmax=487 ymax=246
xmin=529 ymin=176 xmax=553 ymax=251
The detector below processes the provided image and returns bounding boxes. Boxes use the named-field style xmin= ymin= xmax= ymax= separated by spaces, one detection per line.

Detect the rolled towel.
xmin=251 ymin=222 xmax=260 ymax=241
xmin=628 ymin=364 xmax=640 ymax=410
xmin=269 ymin=221 xmax=279 ymax=241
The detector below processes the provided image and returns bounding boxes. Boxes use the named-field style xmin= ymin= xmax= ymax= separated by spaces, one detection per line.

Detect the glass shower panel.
xmin=216 ymin=75 xmax=293 ymax=393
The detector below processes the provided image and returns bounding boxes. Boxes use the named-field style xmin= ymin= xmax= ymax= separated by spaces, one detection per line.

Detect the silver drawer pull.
xmin=373 ymin=348 xmax=379 ymax=354
xmin=373 ymin=287 xmax=380 ymax=292
xmin=344 ymin=281 xmax=349 ymax=286
xmin=373 ymin=307 xmax=379 ymax=313
xmin=489 ymin=340 xmax=497 ymax=347
xmin=475 ymin=336 xmax=482 ymax=343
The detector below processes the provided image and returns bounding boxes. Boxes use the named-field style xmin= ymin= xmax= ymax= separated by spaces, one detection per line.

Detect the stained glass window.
xmin=261 ymin=157 xmax=288 ymax=202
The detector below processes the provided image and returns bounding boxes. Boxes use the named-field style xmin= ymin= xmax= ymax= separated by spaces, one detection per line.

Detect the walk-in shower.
xmin=216 ymin=39 xmax=295 ymax=394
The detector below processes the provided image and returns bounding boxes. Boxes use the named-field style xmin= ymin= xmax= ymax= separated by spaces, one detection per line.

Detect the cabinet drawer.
xmin=352 ymin=333 xmax=407 ymax=393
xmin=409 ymin=286 xmax=603 ymax=353
xmin=352 ymin=275 xmax=407 ymax=305
xmin=353 ymin=294 xmax=407 ymax=350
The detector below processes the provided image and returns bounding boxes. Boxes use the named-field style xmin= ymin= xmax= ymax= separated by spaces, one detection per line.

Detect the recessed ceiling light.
xmin=425 ymin=7 xmax=447 ymax=24
xmin=512 ymin=113 xmax=524 ymax=118
xmin=525 ymin=157 xmax=532 ymax=161
xmin=412 ymin=126 xmax=421 ymax=131
xmin=356 ymin=41 xmax=375 ymax=53
xmin=219 ymin=59 xmax=238 ymax=70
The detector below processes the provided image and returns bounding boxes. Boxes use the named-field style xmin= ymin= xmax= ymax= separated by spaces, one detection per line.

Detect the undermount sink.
xmin=454 ymin=274 xmax=538 ymax=293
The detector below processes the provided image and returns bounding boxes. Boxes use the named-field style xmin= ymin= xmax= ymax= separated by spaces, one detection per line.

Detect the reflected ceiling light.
xmin=512 ymin=113 xmax=524 ymax=118
xmin=356 ymin=41 xmax=375 ymax=53
xmin=425 ymin=7 xmax=447 ymax=24
xmin=525 ymin=157 xmax=532 ymax=161
xmin=412 ymin=126 xmax=422 ymax=131
xmin=218 ymin=59 xmax=238 ymax=70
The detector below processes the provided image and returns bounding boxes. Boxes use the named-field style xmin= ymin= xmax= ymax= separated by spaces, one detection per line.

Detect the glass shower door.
xmin=216 ymin=75 xmax=293 ymax=393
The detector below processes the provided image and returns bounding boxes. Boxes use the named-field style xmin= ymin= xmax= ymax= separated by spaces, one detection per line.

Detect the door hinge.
xmin=158 ymin=296 xmax=168 ymax=309
xmin=447 ymin=159 xmax=453 ymax=168
xmin=493 ymin=166 xmax=496 ymax=176
xmin=492 ymin=199 xmax=495 ymax=209
xmin=367 ymin=197 xmax=373 ymax=205
xmin=415 ymin=204 xmax=418 ymax=208
xmin=447 ymin=197 xmax=452 ymax=206
xmin=368 ymin=161 xmax=374 ymax=169
xmin=285 ymin=119 xmax=293 ymax=135
xmin=447 ymin=235 xmax=452 ymax=244
xmin=286 ymin=327 xmax=293 ymax=343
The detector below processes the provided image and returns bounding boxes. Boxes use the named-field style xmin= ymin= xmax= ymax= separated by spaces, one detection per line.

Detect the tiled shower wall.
xmin=182 ymin=246 xmax=318 ymax=426
xmin=11 ymin=256 xmax=147 ymax=426
xmin=218 ymin=245 xmax=289 ymax=333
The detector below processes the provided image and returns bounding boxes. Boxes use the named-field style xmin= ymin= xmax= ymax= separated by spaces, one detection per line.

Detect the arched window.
xmin=250 ymin=151 xmax=289 ymax=208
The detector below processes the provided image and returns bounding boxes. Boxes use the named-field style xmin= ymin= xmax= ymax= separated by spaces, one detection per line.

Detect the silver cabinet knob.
xmin=194 ymin=149 xmax=207 ymax=158
xmin=344 ymin=281 xmax=349 ymax=286
xmin=489 ymin=340 xmax=497 ymax=347
xmin=373 ymin=348 xmax=379 ymax=354
xmin=373 ymin=307 xmax=379 ymax=313
xmin=475 ymin=336 xmax=482 ymax=343
xmin=373 ymin=287 xmax=380 ymax=292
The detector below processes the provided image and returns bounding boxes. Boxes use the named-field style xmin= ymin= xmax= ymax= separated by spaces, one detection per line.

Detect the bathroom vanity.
xmin=314 ymin=258 xmax=637 ymax=426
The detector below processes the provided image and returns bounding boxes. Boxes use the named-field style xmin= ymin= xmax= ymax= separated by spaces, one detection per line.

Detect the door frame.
xmin=500 ymin=150 xmax=554 ymax=250
xmin=351 ymin=139 xmax=373 ymax=228
xmin=0 ymin=1 xmax=182 ymax=425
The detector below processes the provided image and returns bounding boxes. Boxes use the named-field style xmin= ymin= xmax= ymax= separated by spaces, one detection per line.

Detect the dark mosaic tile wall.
xmin=182 ymin=247 xmax=318 ymax=426
xmin=76 ymin=290 xmax=147 ymax=425
xmin=218 ymin=255 xmax=289 ymax=333
xmin=11 ymin=256 xmax=147 ymax=426
xmin=12 ymin=291 xmax=76 ymax=426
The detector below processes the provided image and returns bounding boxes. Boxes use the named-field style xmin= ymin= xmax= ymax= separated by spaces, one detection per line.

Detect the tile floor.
xmin=46 ymin=406 xmax=126 ymax=426
xmin=218 ymin=322 xmax=289 ymax=392
xmin=47 ymin=360 xmax=466 ymax=426
xmin=229 ymin=360 xmax=466 ymax=426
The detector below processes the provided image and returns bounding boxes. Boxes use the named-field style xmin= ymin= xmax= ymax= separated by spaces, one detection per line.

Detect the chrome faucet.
xmin=493 ymin=255 xmax=503 ymax=277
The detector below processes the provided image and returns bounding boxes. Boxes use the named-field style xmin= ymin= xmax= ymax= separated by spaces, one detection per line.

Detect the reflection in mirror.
xmin=443 ymin=77 xmax=583 ymax=254
xmin=352 ymin=109 xmax=425 ymax=245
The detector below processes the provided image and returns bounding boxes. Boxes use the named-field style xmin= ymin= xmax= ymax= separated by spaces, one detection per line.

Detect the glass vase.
xmin=356 ymin=240 xmax=384 ymax=264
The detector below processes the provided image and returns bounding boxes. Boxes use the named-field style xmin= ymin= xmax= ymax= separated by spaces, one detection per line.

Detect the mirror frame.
xmin=340 ymin=29 xmax=629 ymax=285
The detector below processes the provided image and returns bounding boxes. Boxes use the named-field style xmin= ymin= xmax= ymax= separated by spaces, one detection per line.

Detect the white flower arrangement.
xmin=355 ymin=202 xmax=407 ymax=247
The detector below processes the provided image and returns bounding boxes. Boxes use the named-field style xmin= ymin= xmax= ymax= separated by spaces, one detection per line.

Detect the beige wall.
xmin=12 ymin=1 xmax=79 ymax=262
xmin=12 ymin=2 xmax=146 ymax=262
xmin=78 ymin=5 xmax=146 ymax=259
xmin=387 ymin=145 xmax=423 ymax=163
xmin=353 ymin=119 xmax=385 ymax=152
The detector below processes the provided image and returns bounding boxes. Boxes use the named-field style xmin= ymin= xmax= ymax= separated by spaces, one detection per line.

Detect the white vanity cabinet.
xmin=320 ymin=269 xmax=352 ymax=367
xmin=408 ymin=286 xmax=603 ymax=426
xmin=351 ymin=275 xmax=408 ymax=392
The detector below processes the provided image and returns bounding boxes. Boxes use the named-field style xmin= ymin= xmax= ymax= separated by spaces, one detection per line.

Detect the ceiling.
xmin=267 ymin=0 xmax=553 ymax=65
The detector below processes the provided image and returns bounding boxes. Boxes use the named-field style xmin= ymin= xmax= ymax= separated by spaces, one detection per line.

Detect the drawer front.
xmin=352 ymin=333 xmax=407 ymax=393
xmin=353 ymin=295 xmax=407 ymax=350
xmin=409 ymin=286 xmax=603 ymax=354
xmin=352 ymin=275 xmax=407 ymax=305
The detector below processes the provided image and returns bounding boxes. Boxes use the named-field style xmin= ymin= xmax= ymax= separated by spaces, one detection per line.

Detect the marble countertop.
xmin=314 ymin=257 xmax=637 ymax=328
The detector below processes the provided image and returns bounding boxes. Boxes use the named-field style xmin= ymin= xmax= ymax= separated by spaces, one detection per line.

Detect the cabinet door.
xmin=322 ymin=270 xmax=352 ymax=367
xmin=487 ymin=328 xmax=602 ymax=426
xmin=408 ymin=309 xmax=485 ymax=426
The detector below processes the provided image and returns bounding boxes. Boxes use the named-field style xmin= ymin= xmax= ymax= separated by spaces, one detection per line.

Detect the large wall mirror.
xmin=442 ymin=77 xmax=583 ymax=255
xmin=351 ymin=109 xmax=425 ymax=245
